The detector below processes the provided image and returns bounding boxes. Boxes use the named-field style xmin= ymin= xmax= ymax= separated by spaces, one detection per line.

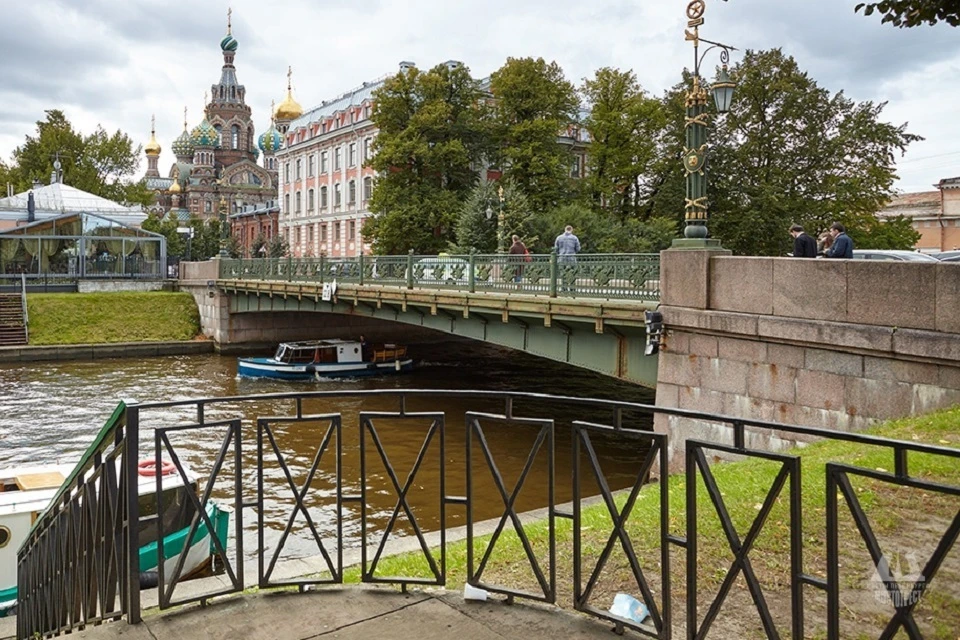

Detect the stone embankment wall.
xmin=655 ymin=251 xmax=960 ymax=469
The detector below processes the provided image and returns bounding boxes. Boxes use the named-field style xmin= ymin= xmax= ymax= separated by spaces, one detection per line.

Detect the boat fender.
xmin=138 ymin=459 xmax=176 ymax=477
xmin=305 ymin=365 xmax=316 ymax=375
xmin=395 ymin=360 xmax=401 ymax=371
xmin=139 ymin=571 xmax=159 ymax=589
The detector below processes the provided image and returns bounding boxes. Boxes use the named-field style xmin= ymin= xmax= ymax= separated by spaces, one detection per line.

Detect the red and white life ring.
xmin=137 ymin=458 xmax=176 ymax=477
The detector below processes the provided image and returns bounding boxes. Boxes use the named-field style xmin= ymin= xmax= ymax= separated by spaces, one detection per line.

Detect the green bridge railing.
xmin=219 ymin=253 xmax=660 ymax=301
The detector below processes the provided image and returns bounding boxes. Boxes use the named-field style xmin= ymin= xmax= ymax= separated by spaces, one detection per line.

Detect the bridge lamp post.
xmin=679 ymin=0 xmax=737 ymax=243
xmin=485 ymin=185 xmax=506 ymax=253
xmin=218 ymin=194 xmax=229 ymax=258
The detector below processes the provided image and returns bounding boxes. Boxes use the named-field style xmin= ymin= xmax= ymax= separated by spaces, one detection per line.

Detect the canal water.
xmin=0 ymin=342 xmax=655 ymax=562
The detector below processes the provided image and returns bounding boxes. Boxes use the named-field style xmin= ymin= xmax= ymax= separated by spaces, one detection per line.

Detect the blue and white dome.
xmin=258 ymin=125 xmax=282 ymax=153
xmin=190 ymin=118 xmax=219 ymax=148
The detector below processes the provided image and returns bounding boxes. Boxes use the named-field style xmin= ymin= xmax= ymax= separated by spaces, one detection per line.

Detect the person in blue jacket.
xmin=825 ymin=222 xmax=854 ymax=259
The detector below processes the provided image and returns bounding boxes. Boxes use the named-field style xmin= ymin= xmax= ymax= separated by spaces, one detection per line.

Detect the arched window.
xmin=231 ymin=125 xmax=240 ymax=150
xmin=348 ymin=180 xmax=356 ymax=205
xmin=214 ymin=124 xmax=222 ymax=147
xmin=320 ymin=186 xmax=328 ymax=209
xmin=231 ymin=86 xmax=236 ymax=100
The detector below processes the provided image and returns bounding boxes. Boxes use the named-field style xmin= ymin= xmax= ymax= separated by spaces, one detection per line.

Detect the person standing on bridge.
xmin=789 ymin=224 xmax=817 ymax=258
xmin=508 ymin=235 xmax=528 ymax=284
xmin=554 ymin=225 xmax=580 ymax=293
xmin=825 ymin=223 xmax=854 ymax=259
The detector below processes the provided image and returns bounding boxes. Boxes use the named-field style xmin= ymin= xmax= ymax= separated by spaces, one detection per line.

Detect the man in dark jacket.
xmin=825 ymin=222 xmax=854 ymax=259
xmin=789 ymin=224 xmax=818 ymax=258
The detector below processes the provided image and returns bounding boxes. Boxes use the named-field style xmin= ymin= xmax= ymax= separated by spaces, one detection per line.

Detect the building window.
xmin=321 ymin=151 xmax=328 ymax=173
xmin=284 ymin=163 xmax=290 ymax=182
xmin=284 ymin=193 xmax=290 ymax=214
xmin=308 ymin=225 xmax=314 ymax=244
xmin=348 ymin=180 xmax=356 ymax=205
xmin=334 ymin=183 xmax=342 ymax=208
xmin=321 ymin=224 xmax=327 ymax=242
xmin=570 ymin=156 xmax=580 ymax=178
xmin=204 ymin=201 xmax=212 ymax=213
xmin=296 ymin=159 xmax=302 ymax=180
xmin=308 ymin=188 xmax=315 ymax=211
xmin=296 ymin=227 xmax=301 ymax=245
xmin=349 ymin=220 xmax=356 ymax=239
xmin=349 ymin=143 xmax=356 ymax=167
xmin=295 ymin=191 xmax=301 ymax=213
xmin=334 ymin=221 xmax=341 ymax=241
xmin=320 ymin=186 xmax=328 ymax=209
xmin=308 ymin=155 xmax=315 ymax=176
xmin=363 ymin=176 xmax=373 ymax=201
xmin=334 ymin=147 xmax=342 ymax=171
xmin=231 ymin=125 xmax=240 ymax=149
xmin=363 ymin=138 xmax=372 ymax=160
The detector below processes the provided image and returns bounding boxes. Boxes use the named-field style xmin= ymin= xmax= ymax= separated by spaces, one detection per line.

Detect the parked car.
xmin=410 ymin=257 xmax=469 ymax=285
xmin=851 ymin=250 xmax=940 ymax=262
xmin=932 ymin=250 xmax=960 ymax=261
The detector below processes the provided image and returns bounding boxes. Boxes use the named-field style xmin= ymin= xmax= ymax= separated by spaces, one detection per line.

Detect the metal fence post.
xmin=319 ymin=253 xmax=325 ymax=284
xmin=125 ymin=402 xmax=142 ymax=624
xmin=468 ymin=251 xmax=476 ymax=294
xmin=549 ymin=250 xmax=558 ymax=298
xmin=358 ymin=252 xmax=365 ymax=286
xmin=286 ymin=256 xmax=292 ymax=281
xmin=406 ymin=250 xmax=414 ymax=290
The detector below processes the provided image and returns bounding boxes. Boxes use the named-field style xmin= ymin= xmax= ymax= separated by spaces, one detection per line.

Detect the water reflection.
xmin=0 ymin=342 xmax=655 ymax=560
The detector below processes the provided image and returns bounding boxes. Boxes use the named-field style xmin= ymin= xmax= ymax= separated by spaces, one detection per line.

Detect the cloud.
xmin=0 ymin=0 xmax=955 ymax=192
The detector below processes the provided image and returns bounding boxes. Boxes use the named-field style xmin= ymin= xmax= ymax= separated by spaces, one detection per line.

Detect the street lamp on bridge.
xmin=680 ymin=0 xmax=737 ymax=243
xmin=485 ymin=185 xmax=506 ymax=253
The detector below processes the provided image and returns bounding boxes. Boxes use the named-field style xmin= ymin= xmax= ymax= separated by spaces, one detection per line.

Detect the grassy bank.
xmin=27 ymin=292 xmax=200 ymax=345
xmin=344 ymin=406 xmax=960 ymax=639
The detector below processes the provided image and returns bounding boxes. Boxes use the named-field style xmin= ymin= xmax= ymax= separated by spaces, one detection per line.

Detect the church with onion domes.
xmin=141 ymin=9 xmax=301 ymax=231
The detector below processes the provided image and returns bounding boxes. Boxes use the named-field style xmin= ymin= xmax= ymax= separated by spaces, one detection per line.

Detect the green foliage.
xmin=141 ymin=212 xmax=245 ymax=259
xmin=490 ymin=57 xmax=580 ymax=214
xmin=855 ymin=0 xmax=960 ymax=26
xmin=581 ymin=68 xmax=664 ymax=220
xmin=27 ymin=292 xmax=200 ymax=345
xmin=705 ymin=49 xmax=921 ymax=255
xmin=265 ymin=233 xmax=289 ymax=258
xmin=527 ymin=204 xmax=676 ymax=254
xmin=850 ymin=214 xmax=922 ymax=249
xmin=250 ymin=232 xmax=267 ymax=258
xmin=365 ymin=63 xmax=491 ymax=254
xmin=12 ymin=110 xmax=150 ymax=206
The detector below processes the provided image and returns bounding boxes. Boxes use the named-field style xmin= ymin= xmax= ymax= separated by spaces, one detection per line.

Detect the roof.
xmin=0 ymin=182 xmax=146 ymax=227
xmin=877 ymin=190 xmax=941 ymax=219
xmin=290 ymin=79 xmax=385 ymax=131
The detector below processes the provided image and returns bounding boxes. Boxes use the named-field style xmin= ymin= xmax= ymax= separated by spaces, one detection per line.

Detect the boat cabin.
xmin=273 ymin=339 xmax=364 ymax=365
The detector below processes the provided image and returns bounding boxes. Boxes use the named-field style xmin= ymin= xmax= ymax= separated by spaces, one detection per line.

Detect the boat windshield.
xmin=274 ymin=345 xmax=288 ymax=362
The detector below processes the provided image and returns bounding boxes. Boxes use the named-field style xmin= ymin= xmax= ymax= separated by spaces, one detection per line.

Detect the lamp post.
xmin=485 ymin=186 xmax=506 ymax=253
xmin=679 ymin=0 xmax=737 ymax=243
xmin=218 ymin=193 xmax=229 ymax=258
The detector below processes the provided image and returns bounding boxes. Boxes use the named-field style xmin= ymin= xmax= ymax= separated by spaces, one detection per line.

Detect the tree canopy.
xmin=10 ymin=110 xmax=150 ymax=206
xmin=704 ymin=49 xmax=921 ymax=255
xmin=363 ymin=62 xmax=491 ymax=254
xmin=855 ymin=0 xmax=960 ymax=27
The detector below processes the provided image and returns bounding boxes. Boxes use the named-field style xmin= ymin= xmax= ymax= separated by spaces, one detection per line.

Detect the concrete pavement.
xmin=7 ymin=586 xmax=625 ymax=640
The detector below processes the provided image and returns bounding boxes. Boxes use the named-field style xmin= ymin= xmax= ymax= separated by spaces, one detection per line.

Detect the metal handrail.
xmin=15 ymin=390 xmax=960 ymax=639
xmin=19 ymin=272 xmax=28 ymax=341
xmin=219 ymin=253 xmax=661 ymax=301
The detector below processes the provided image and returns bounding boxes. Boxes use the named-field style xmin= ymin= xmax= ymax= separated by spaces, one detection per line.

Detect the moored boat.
xmin=0 ymin=460 xmax=229 ymax=618
xmin=237 ymin=339 xmax=414 ymax=380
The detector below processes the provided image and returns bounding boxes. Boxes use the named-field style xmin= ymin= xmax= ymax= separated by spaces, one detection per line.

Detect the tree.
xmin=855 ymin=0 xmax=960 ymax=27
xmin=850 ymin=214 xmax=922 ymax=249
xmin=703 ymin=49 xmax=921 ymax=255
xmin=141 ymin=212 xmax=185 ymax=257
xmin=452 ymin=180 xmax=534 ymax=253
xmin=364 ymin=62 xmax=492 ymax=254
xmin=581 ymin=68 xmax=664 ymax=220
xmin=11 ymin=110 xmax=150 ymax=206
xmin=265 ymin=234 xmax=289 ymax=258
xmin=490 ymin=58 xmax=580 ymax=214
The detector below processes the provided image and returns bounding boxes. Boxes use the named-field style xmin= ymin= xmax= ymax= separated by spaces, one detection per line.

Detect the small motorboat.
xmin=237 ymin=339 xmax=414 ymax=380
xmin=0 ymin=460 xmax=229 ymax=618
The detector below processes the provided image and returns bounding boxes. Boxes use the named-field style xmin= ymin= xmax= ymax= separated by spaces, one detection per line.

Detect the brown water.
xmin=0 ymin=342 xmax=655 ymax=561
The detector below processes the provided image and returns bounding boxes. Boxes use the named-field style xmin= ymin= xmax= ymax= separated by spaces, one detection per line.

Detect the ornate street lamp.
xmin=218 ymin=193 xmax=229 ymax=258
xmin=680 ymin=0 xmax=737 ymax=241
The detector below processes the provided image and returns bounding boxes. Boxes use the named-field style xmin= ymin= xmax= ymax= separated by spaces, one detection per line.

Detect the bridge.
xmin=183 ymin=253 xmax=662 ymax=388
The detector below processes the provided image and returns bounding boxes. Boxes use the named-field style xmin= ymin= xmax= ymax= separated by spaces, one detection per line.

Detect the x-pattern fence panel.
xmin=15 ymin=391 xmax=960 ymax=640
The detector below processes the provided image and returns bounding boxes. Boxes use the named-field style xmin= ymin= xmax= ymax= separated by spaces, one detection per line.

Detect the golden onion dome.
xmin=145 ymin=115 xmax=161 ymax=156
xmin=168 ymin=179 xmax=181 ymax=194
xmin=274 ymin=66 xmax=303 ymax=121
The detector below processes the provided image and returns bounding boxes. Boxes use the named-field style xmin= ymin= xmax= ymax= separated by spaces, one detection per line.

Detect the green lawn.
xmin=341 ymin=405 xmax=960 ymax=639
xmin=27 ymin=292 xmax=200 ymax=345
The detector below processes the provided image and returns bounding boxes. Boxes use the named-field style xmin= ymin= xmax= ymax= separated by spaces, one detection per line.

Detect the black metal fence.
xmin=15 ymin=391 xmax=960 ymax=639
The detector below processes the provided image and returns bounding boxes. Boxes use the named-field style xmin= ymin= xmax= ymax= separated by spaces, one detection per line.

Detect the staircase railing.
xmin=20 ymin=272 xmax=28 ymax=342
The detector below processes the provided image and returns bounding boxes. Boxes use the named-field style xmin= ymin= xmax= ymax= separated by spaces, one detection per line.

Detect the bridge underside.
xmin=223 ymin=284 xmax=658 ymax=388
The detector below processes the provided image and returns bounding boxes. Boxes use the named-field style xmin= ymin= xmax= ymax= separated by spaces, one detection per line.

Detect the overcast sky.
xmin=1 ymin=0 xmax=957 ymax=193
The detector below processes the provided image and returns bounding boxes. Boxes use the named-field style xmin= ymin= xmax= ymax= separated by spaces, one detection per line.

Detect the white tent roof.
xmin=0 ymin=183 xmax=145 ymax=227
